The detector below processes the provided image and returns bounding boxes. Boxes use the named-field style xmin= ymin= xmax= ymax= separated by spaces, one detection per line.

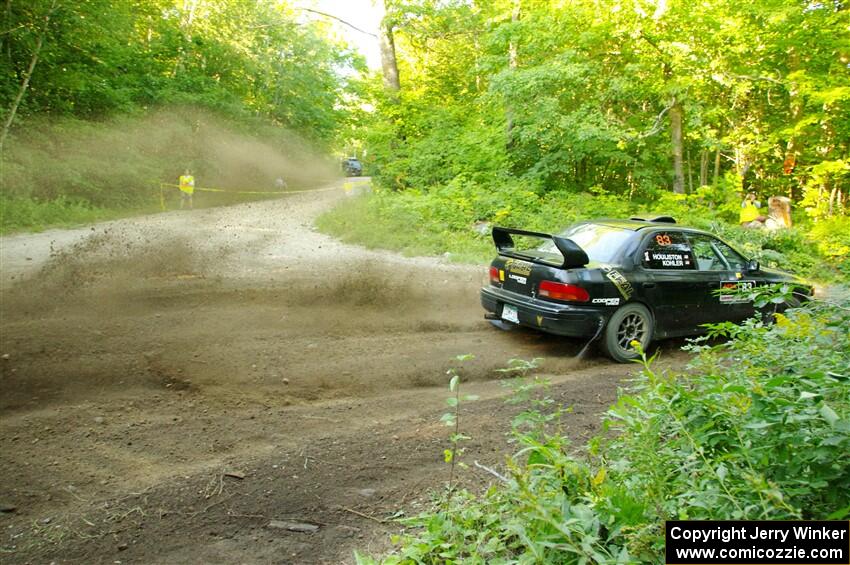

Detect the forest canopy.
xmin=0 ymin=0 xmax=364 ymax=146
xmin=362 ymin=0 xmax=849 ymax=218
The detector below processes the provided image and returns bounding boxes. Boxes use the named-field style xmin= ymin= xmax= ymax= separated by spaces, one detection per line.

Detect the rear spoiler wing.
xmin=492 ymin=227 xmax=589 ymax=270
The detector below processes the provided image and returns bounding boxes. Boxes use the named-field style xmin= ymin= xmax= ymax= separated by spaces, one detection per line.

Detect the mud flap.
xmin=487 ymin=319 xmax=517 ymax=331
xmin=575 ymin=315 xmax=605 ymax=360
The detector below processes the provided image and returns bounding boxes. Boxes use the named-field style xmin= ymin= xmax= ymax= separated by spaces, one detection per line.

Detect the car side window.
xmin=688 ymin=234 xmax=728 ymax=271
xmin=712 ymin=239 xmax=747 ymax=271
xmin=641 ymin=231 xmax=695 ymax=270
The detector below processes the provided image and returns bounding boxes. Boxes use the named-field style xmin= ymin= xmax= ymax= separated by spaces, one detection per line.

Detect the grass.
xmin=315 ymin=193 xmax=492 ymax=263
xmin=0 ymin=196 xmax=151 ymax=234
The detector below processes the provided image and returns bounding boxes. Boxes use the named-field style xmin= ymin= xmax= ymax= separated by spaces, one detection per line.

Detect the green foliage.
xmin=362 ymin=0 xmax=849 ymax=202
xmin=1 ymin=0 xmax=360 ymax=146
xmin=352 ymin=0 xmax=849 ymax=278
xmin=369 ymin=299 xmax=850 ymax=563
xmin=809 ymin=217 xmax=850 ymax=277
xmin=442 ymin=354 xmax=477 ymax=489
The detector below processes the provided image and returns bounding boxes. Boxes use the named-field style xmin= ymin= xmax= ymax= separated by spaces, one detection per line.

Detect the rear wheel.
xmin=759 ymin=294 xmax=801 ymax=324
xmin=600 ymin=303 xmax=653 ymax=363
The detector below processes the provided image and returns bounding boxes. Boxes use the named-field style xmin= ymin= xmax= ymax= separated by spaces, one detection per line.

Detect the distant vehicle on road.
xmin=341 ymin=157 xmax=362 ymax=177
xmin=481 ymin=217 xmax=812 ymax=362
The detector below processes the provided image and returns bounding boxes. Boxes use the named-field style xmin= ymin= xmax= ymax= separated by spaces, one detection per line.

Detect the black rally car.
xmin=480 ymin=217 xmax=812 ymax=362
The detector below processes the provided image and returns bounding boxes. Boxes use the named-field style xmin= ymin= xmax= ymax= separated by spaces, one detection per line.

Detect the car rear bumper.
xmin=480 ymin=286 xmax=606 ymax=338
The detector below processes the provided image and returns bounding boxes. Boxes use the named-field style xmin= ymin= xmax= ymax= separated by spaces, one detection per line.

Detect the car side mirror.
xmin=745 ymin=259 xmax=760 ymax=273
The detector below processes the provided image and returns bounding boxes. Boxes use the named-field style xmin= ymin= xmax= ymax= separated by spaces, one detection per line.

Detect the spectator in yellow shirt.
xmin=178 ymin=169 xmax=195 ymax=210
xmin=739 ymin=192 xmax=765 ymax=228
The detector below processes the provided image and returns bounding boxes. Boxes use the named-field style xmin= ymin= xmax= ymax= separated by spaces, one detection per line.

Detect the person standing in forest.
xmin=739 ymin=191 xmax=765 ymax=228
xmin=178 ymin=169 xmax=195 ymax=210
xmin=765 ymin=196 xmax=793 ymax=230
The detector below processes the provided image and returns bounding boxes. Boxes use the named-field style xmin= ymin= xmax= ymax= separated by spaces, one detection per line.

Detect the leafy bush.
xmin=809 ymin=217 xmax=850 ymax=277
xmin=364 ymin=299 xmax=850 ymax=563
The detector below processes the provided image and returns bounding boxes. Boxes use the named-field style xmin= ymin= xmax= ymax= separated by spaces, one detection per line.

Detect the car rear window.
xmin=538 ymin=223 xmax=633 ymax=264
xmin=642 ymin=231 xmax=696 ymax=269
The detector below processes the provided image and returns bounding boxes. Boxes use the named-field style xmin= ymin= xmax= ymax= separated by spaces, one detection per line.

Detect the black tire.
xmin=600 ymin=303 xmax=654 ymax=363
xmin=759 ymin=294 xmax=801 ymax=324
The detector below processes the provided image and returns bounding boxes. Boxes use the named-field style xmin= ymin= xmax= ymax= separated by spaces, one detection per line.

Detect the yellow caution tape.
xmin=159 ymin=183 xmax=339 ymax=195
xmin=158 ymin=182 xmax=341 ymax=210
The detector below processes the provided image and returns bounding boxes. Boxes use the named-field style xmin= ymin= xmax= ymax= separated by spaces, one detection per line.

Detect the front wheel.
xmin=600 ymin=303 xmax=654 ymax=363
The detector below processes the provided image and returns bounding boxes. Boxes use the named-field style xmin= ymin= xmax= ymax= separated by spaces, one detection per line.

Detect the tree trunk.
xmin=669 ymin=98 xmax=685 ymax=194
xmin=0 ymin=0 xmax=56 ymax=159
xmin=784 ymin=48 xmax=804 ymax=200
xmin=735 ymin=146 xmax=750 ymax=192
xmin=3 ymin=0 xmax=11 ymax=63
xmin=713 ymin=145 xmax=721 ymax=184
xmin=687 ymin=149 xmax=693 ymax=193
xmin=505 ymin=0 xmax=520 ymax=148
xmin=828 ymin=180 xmax=838 ymax=217
xmin=377 ymin=0 xmax=400 ymax=92
xmin=700 ymin=149 xmax=708 ymax=187
xmin=172 ymin=0 xmax=201 ymax=78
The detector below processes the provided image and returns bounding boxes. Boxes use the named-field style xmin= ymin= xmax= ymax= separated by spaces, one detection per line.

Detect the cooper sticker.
xmin=719 ymin=280 xmax=755 ymax=303
xmin=601 ymin=265 xmax=634 ymax=300
xmin=505 ymin=258 xmax=532 ymax=277
xmin=592 ymin=297 xmax=621 ymax=306
xmin=508 ymin=273 xmax=527 ymax=285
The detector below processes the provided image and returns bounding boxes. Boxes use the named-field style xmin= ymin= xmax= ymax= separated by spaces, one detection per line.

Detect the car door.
xmin=706 ymin=236 xmax=758 ymax=322
xmin=635 ymin=230 xmax=704 ymax=336
xmin=686 ymin=233 xmax=756 ymax=324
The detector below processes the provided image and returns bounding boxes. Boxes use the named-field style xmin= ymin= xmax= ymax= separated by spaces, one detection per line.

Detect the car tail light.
xmin=489 ymin=266 xmax=500 ymax=284
xmin=538 ymin=280 xmax=589 ymax=302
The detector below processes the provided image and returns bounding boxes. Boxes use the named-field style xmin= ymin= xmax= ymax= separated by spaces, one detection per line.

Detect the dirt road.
xmin=0 ymin=181 xmax=688 ymax=563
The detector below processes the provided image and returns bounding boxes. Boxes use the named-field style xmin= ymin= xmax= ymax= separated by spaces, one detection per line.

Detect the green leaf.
xmin=446 ymin=397 xmax=459 ymax=407
xmin=463 ymin=394 xmax=480 ymax=401
xmin=449 ymin=375 xmax=460 ymax=392
xmin=820 ymin=404 xmax=839 ymax=426
xmin=527 ymin=450 xmax=549 ymax=466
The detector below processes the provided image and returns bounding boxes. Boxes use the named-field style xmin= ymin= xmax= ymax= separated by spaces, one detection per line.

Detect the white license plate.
xmin=501 ymin=304 xmax=519 ymax=324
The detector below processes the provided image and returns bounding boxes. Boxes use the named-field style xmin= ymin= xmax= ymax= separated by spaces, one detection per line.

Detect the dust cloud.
xmin=2 ymin=106 xmax=340 ymax=205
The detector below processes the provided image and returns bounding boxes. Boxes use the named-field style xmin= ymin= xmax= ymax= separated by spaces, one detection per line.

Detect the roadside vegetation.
xmin=358 ymin=294 xmax=850 ymax=564
xmin=320 ymin=0 xmax=849 ymax=284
